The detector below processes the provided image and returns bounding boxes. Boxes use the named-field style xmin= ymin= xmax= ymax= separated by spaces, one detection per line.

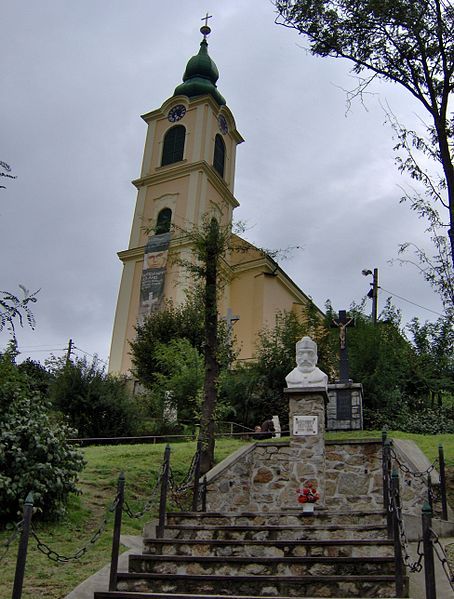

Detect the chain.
xmin=388 ymin=480 xmax=424 ymax=573
xmin=31 ymin=492 xmax=120 ymax=563
xmin=0 ymin=520 xmax=24 ymax=563
xmin=390 ymin=447 xmax=438 ymax=478
xmin=123 ymin=473 xmax=162 ymax=519
xmin=168 ymin=466 xmax=188 ymax=510
xmin=430 ymin=529 xmax=454 ymax=591
xmin=173 ymin=449 xmax=199 ymax=493
xmin=428 ymin=484 xmax=441 ymax=504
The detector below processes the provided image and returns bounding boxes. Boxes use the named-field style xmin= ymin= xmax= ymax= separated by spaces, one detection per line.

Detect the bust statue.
xmin=285 ymin=336 xmax=328 ymax=389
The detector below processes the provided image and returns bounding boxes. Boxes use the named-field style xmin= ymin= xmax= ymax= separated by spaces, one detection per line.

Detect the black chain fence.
xmin=431 ymin=528 xmax=454 ymax=592
xmin=0 ymin=520 xmax=23 ymax=564
xmin=30 ymin=492 xmax=120 ymax=564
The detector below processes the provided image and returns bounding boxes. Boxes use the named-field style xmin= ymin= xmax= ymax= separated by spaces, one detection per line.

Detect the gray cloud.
xmin=1 ymin=0 xmax=445 ymax=364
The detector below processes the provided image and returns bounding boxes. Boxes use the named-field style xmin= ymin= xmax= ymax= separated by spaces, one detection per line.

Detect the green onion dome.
xmin=174 ymin=39 xmax=226 ymax=106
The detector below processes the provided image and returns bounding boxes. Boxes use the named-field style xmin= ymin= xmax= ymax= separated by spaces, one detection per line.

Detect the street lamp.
xmin=362 ymin=268 xmax=379 ymax=325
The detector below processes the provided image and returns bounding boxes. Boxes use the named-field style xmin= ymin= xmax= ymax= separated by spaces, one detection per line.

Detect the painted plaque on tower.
xmin=138 ymin=232 xmax=171 ymax=323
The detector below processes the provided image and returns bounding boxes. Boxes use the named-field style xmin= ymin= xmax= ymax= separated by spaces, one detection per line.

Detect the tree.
xmin=148 ymin=338 xmax=204 ymax=425
xmin=130 ymin=294 xmax=206 ymax=390
xmin=407 ymin=314 xmax=454 ymax=405
xmin=49 ymin=355 xmax=140 ymax=438
xmin=0 ymin=161 xmax=16 ymax=189
xmin=0 ymin=285 xmax=39 ymax=342
xmin=0 ymin=345 xmax=85 ymax=520
xmin=382 ymin=107 xmax=454 ymax=312
xmin=179 ymin=217 xmax=229 ymax=473
xmin=275 ymin=0 xmax=454 ymax=267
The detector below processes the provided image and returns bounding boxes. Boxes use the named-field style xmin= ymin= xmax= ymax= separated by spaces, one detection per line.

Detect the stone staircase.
xmin=94 ymin=508 xmax=409 ymax=598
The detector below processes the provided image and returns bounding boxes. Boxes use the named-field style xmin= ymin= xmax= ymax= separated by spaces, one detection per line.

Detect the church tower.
xmin=109 ymin=23 xmax=244 ymax=374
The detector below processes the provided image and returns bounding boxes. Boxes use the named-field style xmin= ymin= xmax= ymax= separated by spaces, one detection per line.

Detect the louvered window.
xmin=213 ymin=134 xmax=225 ymax=178
xmin=161 ymin=126 xmax=185 ymax=166
xmin=156 ymin=208 xmax=172 ymax=234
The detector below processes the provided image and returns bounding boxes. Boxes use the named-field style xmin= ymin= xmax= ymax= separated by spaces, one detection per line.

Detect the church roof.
xmin=173 ymin=38 xmax=226 ymax=106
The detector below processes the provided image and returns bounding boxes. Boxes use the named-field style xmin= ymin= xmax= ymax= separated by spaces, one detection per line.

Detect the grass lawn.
xmin=0 ymin=432 xmax=451 ymax=599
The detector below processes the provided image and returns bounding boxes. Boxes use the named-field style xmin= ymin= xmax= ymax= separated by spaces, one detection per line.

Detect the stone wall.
xmin=205 ymin=439 xmax=428 ymax=515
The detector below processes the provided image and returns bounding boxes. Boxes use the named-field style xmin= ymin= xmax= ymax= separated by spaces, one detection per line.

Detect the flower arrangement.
xmin=296 ymin=482 xmax=320 ymax=504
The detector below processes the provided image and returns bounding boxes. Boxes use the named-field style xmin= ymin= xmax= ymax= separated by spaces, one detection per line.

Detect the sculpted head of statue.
xmin=296 ymin=336 xmax=317 ymax=373
xmin=285 ymin=335 xmax=328 ymax=389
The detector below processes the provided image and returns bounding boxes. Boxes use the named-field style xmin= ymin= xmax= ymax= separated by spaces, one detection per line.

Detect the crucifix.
xmin=331 ymin=310 xmax=355 ymax=382
xmin=223 ymin=307 xmax=240 ymax=340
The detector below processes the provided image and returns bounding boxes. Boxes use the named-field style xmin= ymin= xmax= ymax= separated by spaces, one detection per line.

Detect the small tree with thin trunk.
xmin=275 ymin=0 xmax=454 ymax=267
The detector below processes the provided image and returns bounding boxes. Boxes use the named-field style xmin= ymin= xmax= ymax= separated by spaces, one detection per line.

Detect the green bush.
xmin=49 ymin=356 xmax=140 ymax=438
xmin=365 ymin=404 xmax=454 ymax=434
xmin=0 ymin=350 xmax=85 ymax=521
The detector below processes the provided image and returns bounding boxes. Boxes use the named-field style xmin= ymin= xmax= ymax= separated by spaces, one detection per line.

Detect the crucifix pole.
xmin=331 ymin=310 xmax=355 ymax=383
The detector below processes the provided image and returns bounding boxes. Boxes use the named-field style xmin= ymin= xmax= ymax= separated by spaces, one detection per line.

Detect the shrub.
xmin=49 ymin=356 xmax=140 ymax=438
xmin=0 ymin=349 xmax=85 ymax=521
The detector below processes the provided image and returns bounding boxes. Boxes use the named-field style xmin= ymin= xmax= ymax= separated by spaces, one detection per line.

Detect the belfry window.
xmin=161 ymin=125 xmax=185 ymax=166
xmin=156 ymin=208 xmax=172 ymax=234
xmin=213 ymin=134 xmax=225 ymax=178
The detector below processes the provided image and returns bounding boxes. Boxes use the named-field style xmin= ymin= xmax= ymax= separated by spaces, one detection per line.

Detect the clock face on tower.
xmin=218 ymin=114 xmax=228 ymax=135
xmin=168 ymin=105 xmax=186 ymax=122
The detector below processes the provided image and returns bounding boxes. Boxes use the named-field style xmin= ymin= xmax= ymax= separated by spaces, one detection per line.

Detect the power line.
xmin=73 ymin=346 xmax=108 ymax=366
xmin=379 ymin=286 xmax=444 ymax=317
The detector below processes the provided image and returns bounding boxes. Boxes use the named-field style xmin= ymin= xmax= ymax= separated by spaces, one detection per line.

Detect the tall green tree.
xmin=275 ymin=0 xmax=454 ymax=267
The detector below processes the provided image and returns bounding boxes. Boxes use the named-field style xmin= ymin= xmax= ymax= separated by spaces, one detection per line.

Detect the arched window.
xmin=156 ymin=208 xmax=172 ymax=234
xmin=213 ymin=134 xmax=225 ymax=178
xmin=161 ymin=125 xmax=185 ymax=166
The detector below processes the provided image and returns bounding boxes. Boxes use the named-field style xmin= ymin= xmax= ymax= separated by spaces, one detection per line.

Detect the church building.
xmin=108 ymin=23 xmax=322 ymax=376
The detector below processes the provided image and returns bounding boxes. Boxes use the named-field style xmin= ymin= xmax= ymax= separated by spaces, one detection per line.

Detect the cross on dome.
xmin=200 ymin=12 xmax=212 ymax=39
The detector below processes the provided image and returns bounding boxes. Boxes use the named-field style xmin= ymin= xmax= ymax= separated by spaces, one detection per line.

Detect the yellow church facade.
xmin=108 ymin=30 xmax=321 ymax=376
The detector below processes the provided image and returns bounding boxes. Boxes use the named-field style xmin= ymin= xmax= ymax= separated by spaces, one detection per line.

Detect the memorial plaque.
xmin=337 ymin=389 xmax=352 ymax=420
xmin=293 ymin=415 xmax=318 ymax=436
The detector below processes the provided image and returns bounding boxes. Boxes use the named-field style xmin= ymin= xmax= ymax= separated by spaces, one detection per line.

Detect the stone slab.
xmin=64 ymin=534 xmax=144 ymax=599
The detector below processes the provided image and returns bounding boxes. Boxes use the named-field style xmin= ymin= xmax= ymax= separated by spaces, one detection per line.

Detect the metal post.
xmin=372 ymin=268 xmax=379 ymax=325
xmin=157 ymin=444 xmax=171 ymax=539
xmin=427 ymin=474 xmax=433 ymax=511
xmin=192 ymin=439 xmax=202 ymax=512
xmin=438 ymin=444 xmax=448 ymax=521
xmin=383 ymin=439 xmax=393 ymax=537
xmin=201 ymin=476 xmax=207 ymax=513
xmin=422 ymin=502 xmax=436 ymax=599
xmin=108 ymin=472 xmax=125 ymax=591
xmin=391 ymin=468 xmax=405 ymax=598
xmin=12 ymin=493 xmax=34 ymax=599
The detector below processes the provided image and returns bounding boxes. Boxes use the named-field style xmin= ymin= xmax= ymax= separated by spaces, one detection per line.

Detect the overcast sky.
xmin=1 ymin=0 xmax=447 ymax=367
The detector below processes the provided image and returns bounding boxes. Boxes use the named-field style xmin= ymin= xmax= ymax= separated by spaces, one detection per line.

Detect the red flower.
xmin=296 ymin=482 xmax=319 ymax=504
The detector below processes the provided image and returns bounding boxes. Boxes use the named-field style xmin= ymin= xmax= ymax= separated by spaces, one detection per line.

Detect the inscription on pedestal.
xmin=293 ymin=415 xmax=318 ymax=436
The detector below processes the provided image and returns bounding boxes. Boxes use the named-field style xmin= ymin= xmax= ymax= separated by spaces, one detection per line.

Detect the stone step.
xmin=128 ymin=553 xmax=396 ymax=576
xmin=95 ymin=593 xmax=408 ymax=599
xmin=112 ymin=572 xmax=402 ymax=597
xmin=160 ymin=523 xmax=388 ymax=542
xmin=163 ymin=510 xmax=386 ymax=528
xmin=142 ymin=537 xmax=395 ymax=558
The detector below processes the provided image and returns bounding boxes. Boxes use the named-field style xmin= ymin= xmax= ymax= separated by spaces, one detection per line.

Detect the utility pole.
xmin=66 ymin=338 xmax=73 ymax=366
xmin=371 ymin=268 xmax=379 ymax=325
xmin=362 ymin=268 xmax=379 ymax=325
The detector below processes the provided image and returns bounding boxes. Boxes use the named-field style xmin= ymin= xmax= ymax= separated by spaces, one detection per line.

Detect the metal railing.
xmin=382 ymin=432 xmax=454 ymax=598
xmin=5 ymin=439 xmax=205 ymax=598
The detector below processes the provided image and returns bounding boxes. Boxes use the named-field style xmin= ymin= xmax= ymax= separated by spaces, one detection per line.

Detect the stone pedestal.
xmin=327 ymin=382 xmax=363 ymax=430
xmin=284 ymin=387 xmax=328 ymax=507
